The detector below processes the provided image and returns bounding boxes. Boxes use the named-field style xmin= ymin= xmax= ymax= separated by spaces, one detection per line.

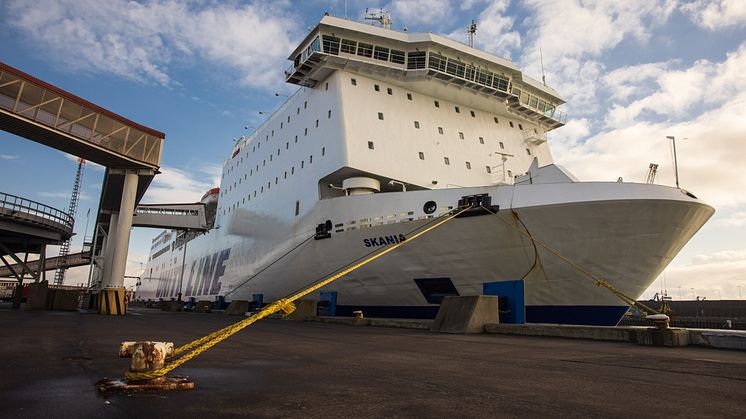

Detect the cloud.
xmin=661 ymin=249 xmax=746 ymax=299
xmin=603 ymin=44 xmax=746 ymax=128
xmin=3 ymin=0 xmax=302 ymax=89
xmin=550 ymin=41 xmax=746 ymax=209
xmin=518 ymin=0 xmax=676 ymax=114
xmin=0 ymin=154 xmax=19 ymax=160
xmin=681 ymin=0 xmax=746 ymax=30
xmin=713 ymin=211 xmax=746 ymax=227
xmin=140 ymin=164 xmax=222 ymax=204
xmin=386 ymin=0 xmax=454 ymax=28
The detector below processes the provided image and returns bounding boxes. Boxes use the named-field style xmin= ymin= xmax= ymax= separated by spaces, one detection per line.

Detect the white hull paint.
xmin=137 ymin=182 xmax=713 ymax=324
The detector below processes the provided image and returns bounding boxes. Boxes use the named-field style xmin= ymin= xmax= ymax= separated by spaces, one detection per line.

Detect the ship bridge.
xmin=285 ymin=15 xmax=566 ymax=130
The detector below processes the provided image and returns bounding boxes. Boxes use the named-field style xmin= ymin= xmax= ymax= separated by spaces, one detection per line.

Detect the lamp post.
xmin=666 ymin=135 xmax=679 ymax=188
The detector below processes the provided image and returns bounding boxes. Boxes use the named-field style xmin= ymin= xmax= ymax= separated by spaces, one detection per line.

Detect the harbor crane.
xmin=53 ymin=158 xmax=86 ymax=285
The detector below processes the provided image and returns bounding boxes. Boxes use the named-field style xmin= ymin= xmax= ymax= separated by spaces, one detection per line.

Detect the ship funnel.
xmin=343 ymin=177 xmax=380 ymax=195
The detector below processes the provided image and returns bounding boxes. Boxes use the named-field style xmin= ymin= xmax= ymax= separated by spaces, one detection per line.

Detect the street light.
xmin=665 ymin=136 xmax=679 ymax=188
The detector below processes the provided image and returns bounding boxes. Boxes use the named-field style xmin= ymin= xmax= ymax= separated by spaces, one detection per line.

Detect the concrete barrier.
xmin=225 ymin=300 xmax=249 ymax=316
xmin=283 ymin=300 xmax=318 ymax=321
xmin=430 ymin=296 xmax=499 ymax=334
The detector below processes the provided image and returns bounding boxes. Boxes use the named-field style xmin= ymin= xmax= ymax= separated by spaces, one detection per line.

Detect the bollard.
xmin=96 ymin=341 xmax=195 ymax=393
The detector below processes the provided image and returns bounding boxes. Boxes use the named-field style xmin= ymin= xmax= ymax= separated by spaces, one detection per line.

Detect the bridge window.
xmin=407 ymin=51 xmax=426 ymax=69
xmin=470 ymin=110 xmax=476 ymax=117
xmin=322 ymin=35 xmax=340 ymax=55
xmin=519 ymin=123 xmax=523 ymax=130
xmin=509 ymin=121 xmax=514 ymax=128
xmin=374 ymin=84 xmax=380 ymax=92
xmin=387 ymin=87 xmax=393 ymax=95
xmin=494 ymin=117 xmax=499 ymax=124
xmin=390 ymin=49 xmax=405 ymax=64
xmin=434 ymin=100 xmax=440 ymax=108
xmin=357 ymin=43 xmax=373 ymax=57
xmin=341 ymin=39 xmax=357 ymax=54
xmin=407 ymin=93 xmax=412 ymax=100
xmin=373 ymin=46 xmax=389 ymax=61
xmin=454 ymin=106 xmax=460 ymax=113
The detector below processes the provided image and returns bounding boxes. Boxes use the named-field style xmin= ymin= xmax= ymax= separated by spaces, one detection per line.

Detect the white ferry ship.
xmin=135 ymin=14 xmax=714 ymax=325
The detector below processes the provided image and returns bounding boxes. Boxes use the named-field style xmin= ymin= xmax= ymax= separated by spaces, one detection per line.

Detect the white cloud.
xmin=601 ymin=61 xmax=674 ymax=102
xmin=603 ymin=44 xmax=746 ymax=128
xmin=140 ymin=164 xmax=222 ymax=204
xmin=3 ymin=0 xmax=302 ymax=89
xmin=681 ymin=0 xmax=746 ymax=30
xmin=660 ymin=249 xmax=746 ymax=299
xmin=519 ymin=0 xmax=676 ymax=114
xmin=472 ymin=0 xmax=521 ymax=59
xmin=387 ymin=0 xmax=453 ymax=28
xmin=0 ymin=154 xmax=19 ymax=160
xmin=713 ymin=211 xmax=746 ymax=227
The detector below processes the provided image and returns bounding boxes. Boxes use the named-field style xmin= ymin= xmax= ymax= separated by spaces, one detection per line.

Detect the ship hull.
xmin=137 ymin=182 xmax=714 ymax=326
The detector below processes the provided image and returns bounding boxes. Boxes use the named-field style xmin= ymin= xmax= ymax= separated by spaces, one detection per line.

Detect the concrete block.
xmin=225 ymin=300 xmax=249 ymax=316
xmin=195 ymin=300 xmax=212 ymax=313
xmin=430 ymin=295 xmax=499 ymax=334
xmin=282 ymin=299 xmax=318 ymax=321
xmin=689 ymin=330 xmax=746 ymax=350
xmin=634 ymin=328 xmax=690 ymax=347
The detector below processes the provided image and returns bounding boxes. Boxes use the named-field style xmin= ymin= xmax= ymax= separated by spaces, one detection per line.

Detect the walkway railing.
xmin=0 ymin=191 xmax=73 ymax=234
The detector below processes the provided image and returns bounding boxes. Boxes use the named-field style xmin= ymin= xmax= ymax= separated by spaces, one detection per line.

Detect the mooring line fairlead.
xmin=119 ymin=204 xmax=473 ymax=382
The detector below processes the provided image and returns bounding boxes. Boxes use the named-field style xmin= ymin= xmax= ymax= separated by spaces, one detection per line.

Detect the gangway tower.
xmin=53 ymin=158 xmax=86 ymax=285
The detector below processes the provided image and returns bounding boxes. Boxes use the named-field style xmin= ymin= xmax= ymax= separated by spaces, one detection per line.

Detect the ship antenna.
xmin=365 ymin=8 xmax=392 ymax=29
xmin=344 ymin=0 xmax=348 ymax=19
xmin=467 ymin=19 xmax=477 ymax=48
xmin=538 ymin=30 xmax=547 ymax=85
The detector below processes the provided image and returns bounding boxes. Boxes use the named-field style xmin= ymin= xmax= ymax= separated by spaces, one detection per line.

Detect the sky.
xmin=1 ymin=0 xmax=744 ymax=300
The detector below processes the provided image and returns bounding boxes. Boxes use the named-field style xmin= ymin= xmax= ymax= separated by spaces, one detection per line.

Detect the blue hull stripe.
xmin=336 ymin=304 xmax=628 ymax=326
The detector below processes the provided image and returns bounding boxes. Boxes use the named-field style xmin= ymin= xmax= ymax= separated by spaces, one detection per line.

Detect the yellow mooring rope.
xmin=125 ymin=205 xmax=473 ymax=380
xmin=479 ymin=205 xmax=661 ymax=317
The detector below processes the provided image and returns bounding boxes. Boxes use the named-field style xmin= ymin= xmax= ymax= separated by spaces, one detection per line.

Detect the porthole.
xmin=423 ymin=201 xmax=437 ymax=214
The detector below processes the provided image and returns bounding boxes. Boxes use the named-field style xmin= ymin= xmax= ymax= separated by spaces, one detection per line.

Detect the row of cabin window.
xmin=223 ymin=107 xmax=333 ymax=180
xmin=224 ymin=147 xmax=327 ymax=196
xmin=365 ymin=141 xmax=527 ymax=172
xmin=322 ymin=35 xmax=407 ymax=65
xmin=373 ymin=112 xmax=532 ymax=155
xmin=222 ymin=148 xmax=326 ymax=215
xmin=353 ymin=77 xmax=536 ymax=133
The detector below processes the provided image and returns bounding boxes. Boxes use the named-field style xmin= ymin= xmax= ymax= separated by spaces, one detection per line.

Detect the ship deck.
xmin=1 ymin=306 xmax=744 ymax=418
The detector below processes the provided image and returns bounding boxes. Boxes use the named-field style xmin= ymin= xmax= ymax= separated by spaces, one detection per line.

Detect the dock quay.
xmin=1 ymin=306 xmax=745 ymax=418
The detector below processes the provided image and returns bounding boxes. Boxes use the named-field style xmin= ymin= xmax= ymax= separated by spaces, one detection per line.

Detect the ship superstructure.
xmin=136 ymin=15 xmax=713 ymax=325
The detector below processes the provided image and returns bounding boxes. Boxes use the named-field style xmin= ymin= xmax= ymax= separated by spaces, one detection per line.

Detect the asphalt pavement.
xmin=1 ymin=306 xmax=744 ymax=418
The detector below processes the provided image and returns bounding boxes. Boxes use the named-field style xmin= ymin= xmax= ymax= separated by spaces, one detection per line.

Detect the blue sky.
xmin=1 ymin=0 xmax=745 ymax=299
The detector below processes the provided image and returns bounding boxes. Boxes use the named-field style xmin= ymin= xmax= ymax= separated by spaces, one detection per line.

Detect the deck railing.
xmin=0 ymin=191 xmax=73 ymax=234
